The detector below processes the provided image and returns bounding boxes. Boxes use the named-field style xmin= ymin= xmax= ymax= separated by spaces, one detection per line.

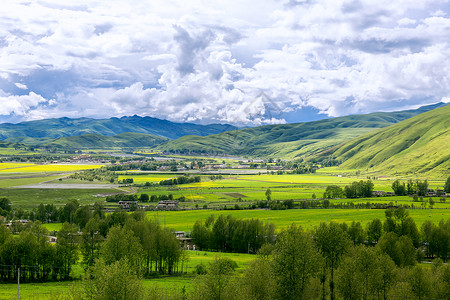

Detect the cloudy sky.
xmin=1 ymin=0 xmax=449 ymax=125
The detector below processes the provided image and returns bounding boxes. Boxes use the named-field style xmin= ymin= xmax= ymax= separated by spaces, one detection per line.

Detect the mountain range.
xmin=156 ymin=102 xmax=448 ymax=159
xmin=0 ymin=115 xmax=237 ymax=144
xmin=0 ymin=102 xmax=448 ymax=174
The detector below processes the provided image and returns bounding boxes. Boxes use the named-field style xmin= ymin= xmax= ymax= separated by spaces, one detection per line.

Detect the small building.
xmin=157 ymin=200 xmax=179 ymax=210
xmin=372 ymin=191 xmax=386 ymax=197
xmin=118 ymin=201 xmax=138 ymax=209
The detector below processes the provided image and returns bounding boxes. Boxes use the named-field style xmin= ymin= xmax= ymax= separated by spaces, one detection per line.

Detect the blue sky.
xmin=0 ymin=0 xmax=449 ymax=125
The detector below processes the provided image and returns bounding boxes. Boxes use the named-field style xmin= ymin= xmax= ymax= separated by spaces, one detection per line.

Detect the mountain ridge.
xmin=0 ymin=115 xmax=237 ymax=143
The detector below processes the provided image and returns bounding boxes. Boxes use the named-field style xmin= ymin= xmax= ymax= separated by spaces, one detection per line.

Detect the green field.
xmin=0 ymin=164 xmax=104 ymax=173
xmin=0 ymin=188 xmax=116 ymax=208
xmin=146 ymin=208 xmax=450 ymax=232
xmin=0 ymin=250 xmax=254 ymax=299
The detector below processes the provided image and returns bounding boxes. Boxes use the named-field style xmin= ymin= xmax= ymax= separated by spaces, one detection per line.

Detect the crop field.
xmin=130 ymin=172 xmax=447 ymax=209
xmin=118 ymin=173 xmax=175 ymax=183
xmin=0 ymin=188 xmax=116 ymax=208
xmin=0 ymin=162 xmax=35 ymax=170
xmin=145 ymin=208 xmax=450 ymax=232
xmin=0 ymin=175 xmax=63 ymax=189
xmin=0 ymin=164 xmax=104 ymax=173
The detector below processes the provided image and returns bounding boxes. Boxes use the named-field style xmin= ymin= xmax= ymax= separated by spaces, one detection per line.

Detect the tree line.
xmin=0 ymin=207 xmax=184 ymax=283
xmin=323 ymin=180 xmax=374 ymax=199
xmin=69 ymin=212 xmax=450 ymax=300
xmin=191 ymin=215 xmax=276 ymax=253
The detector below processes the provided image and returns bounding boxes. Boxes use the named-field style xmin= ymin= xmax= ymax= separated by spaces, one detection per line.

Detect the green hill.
xmin=44 ymin=132 xmax=169 ymax=149
xmin=329 ymin=104 xmax=450 ymax=174
xmin=157 ymin=103 xmax=448 ymax=159
xmin=0 ymin=115 xmax=236 ymax=144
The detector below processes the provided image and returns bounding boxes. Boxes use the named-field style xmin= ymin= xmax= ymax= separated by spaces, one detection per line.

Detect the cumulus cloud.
xmin=0 ymin=0 xmax=449 ymax=124
xmin=0 ymin=91 xmax=50 ymax=116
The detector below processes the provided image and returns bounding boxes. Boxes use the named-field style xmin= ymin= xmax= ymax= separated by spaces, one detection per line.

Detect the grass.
xmin=146 ymin=208 xmax=450 ymax=232
xmin=0 ymin=281 xmax=79 ymax=300
xmin=0 ymin=188 xmax=116 ymax=208
xmin=0 ymin=175 xmax=63 ymax=188
xmin=118 ymin=174 xmax=175 ymax=184
xmin=0 ymin=250 xmax=255 ymax=299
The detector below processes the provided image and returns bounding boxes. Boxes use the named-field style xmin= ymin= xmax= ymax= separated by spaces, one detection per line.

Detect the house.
xmin=173 ymin=231 xmax=196 ymax=250
xmin=118 ymin=201 xmax=138 ymax=209
xmin=372 ymin=191 xmax=386 ymax=197
xmin=157 ymin=200 xmax=179 ymax=210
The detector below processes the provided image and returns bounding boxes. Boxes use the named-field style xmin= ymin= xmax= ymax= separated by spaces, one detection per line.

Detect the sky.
xmin=0 ymin=0 xmax=450 ymax=126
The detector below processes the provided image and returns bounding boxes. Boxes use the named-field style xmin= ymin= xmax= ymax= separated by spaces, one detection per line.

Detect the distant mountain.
xmin=327 ymin=104 xmax=450 ymax=174
xmin=45 ymin=132 xmax=170 ymax=149
xmin=157 ymin=102 xmax=448 ymax=159
xmin=0 ymin=115 xmax=237 ymax=144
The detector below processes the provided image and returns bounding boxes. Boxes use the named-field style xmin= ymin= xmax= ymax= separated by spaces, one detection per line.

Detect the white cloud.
xmin=0 ymin=0 xmax=449 ymax=124
xmin=0 ymin=91 xmax=50 ymax=116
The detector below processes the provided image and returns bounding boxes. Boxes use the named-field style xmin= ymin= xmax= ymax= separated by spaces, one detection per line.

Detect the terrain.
xmin=0 ymin=115 xmax=237 ymax=143
xmin=45 ymin=132 xmax=170 ymax=149
xmin=328 ymin=104 xmax=450 ymax=174
xmin=157 ymin=102 xmax=448 ymax=159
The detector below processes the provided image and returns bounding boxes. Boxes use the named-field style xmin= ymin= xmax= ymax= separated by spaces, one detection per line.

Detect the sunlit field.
xmin=0 ymin=164 xmax=104 ymax=173
xmin=145 ymin=208 xmax=450 ymax=232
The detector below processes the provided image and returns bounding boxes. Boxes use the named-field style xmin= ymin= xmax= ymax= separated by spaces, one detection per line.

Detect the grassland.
xmin=332 ymin=104 xmax=450 ymax=175
xmin=0 ymin=188 xmax=116 ymax=208
xmin=0 ymin=250 xmax=254 ymax=299
xmin=127 ymin=172 xmax=447 ymax=208
xmin=145 ymin=208 xmax=450 ymax=232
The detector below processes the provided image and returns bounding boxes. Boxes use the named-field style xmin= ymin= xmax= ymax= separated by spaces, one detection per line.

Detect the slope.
xmin=45 ymin=132 xmax=169 ymax=149
xmin=330 ymin=104 xmax=450 ymax=174
xmin=157 ymin=103 xmax=448 ymax=159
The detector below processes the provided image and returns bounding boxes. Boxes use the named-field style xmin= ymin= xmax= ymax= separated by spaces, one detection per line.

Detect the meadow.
xmin=0 ymin=250 xmax=254 ymax=299
xmin=145 ymin=208 xmax=450 ymax=232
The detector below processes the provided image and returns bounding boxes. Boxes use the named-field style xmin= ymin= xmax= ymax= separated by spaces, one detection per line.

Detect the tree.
xmin=0 ymin=197 xmax=11 ymax=215
xmin=191 ymin=257 xmax=238 ymax=300
xmin=100 ymin=226 xmax=143 ymax=272
xmin=139 ymin=193 xmax=149 ymax=202
xmin=416 ymin=180 xmax=429 ymax=197
xmin=314 ymin=222 xmax=351 ymax=300
xmin=377 ymin=232 xmax=416 ymax=267
xmin=272 ymin=225 xmax=321 ymax=299
xmin=56 ymin=222 xmax=79 ymax=279
xmin=391 ymin=180 xmax=406 ymax=196
xmin=242 ymin=255 xmax=276 ymax=300
xmin=60 ymin=199 xmax=79 ymax=223
xmin=323 ymin=185 xmax=344 ymax=199
xmin=192 ymin=220 xmax=211 ymax=250
xmin=81 ymin=218 xmax=103 ymax=267
xmin=347 ymin=221 xmax=365 ymax=245
xmin=408 ymin=265 xmax=432 ymax=300
xmin=366 ymin=218 xmax=382 ymax=245
xmin=445 ymin=176 xmax=450 ymax=193
xmin=82 ymin=258 xmax=144 ymax=300
xmin=74 ymin=205 xmax=92 ymax=229
xmin=265 ymin=188 xmax=272 ymax=201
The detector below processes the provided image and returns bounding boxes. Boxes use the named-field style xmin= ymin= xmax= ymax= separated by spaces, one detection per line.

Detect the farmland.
xmin=0 ymin=251 xmax=254 ymax=299
xmin=148 ymin=208 xmax=450 ymax=231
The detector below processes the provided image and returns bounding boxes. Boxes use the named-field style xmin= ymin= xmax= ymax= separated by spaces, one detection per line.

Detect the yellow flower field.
xmin=0 ymin=163 xmax=35 ymax=170
xmin=0 ymin=164 xmax=104 ymax=173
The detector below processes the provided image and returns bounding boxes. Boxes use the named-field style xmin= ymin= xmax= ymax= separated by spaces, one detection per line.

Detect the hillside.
xmin=157 ymin=103 xmax=448 ymax=159
xmin=0 ymin=115 xmax=236 ymax=144
xmin=44 ymin=132 xmax=169 ymax=149
xmin=329 ymin=104 xmax=450 ymax=174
